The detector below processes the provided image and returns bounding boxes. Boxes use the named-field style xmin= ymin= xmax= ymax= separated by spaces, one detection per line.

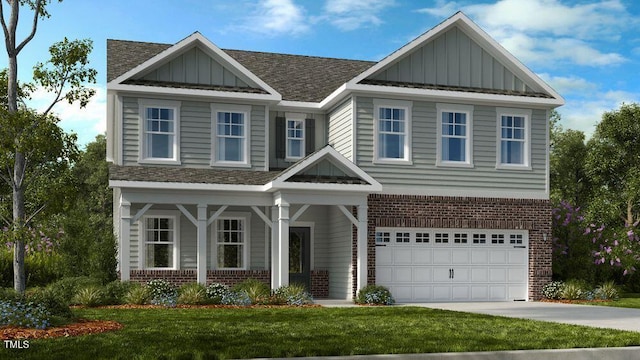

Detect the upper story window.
xmin=496 ymin=108 xmax=531 ymax=170
xmin=373 ymin=99 xmax=412 ymax=164
xmin=437 ymin=104 xmax=473 ymax=167
xmin=141 ymin=211 xmax=180 ymax=270
xmin=138 ymin=99 xmax=181 ymax=164
xmin=211 ymin=104 xmax=251 ymax=167
xmin=286 ymin=115 xmax=305 ymax=160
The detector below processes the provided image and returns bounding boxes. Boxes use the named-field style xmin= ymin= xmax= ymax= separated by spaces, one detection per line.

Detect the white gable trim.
xmin=107 ymin=83 xmax=280 ymax=102
xmin=268 ymin=146 xmax=382 ymax=192
xmin=347 ymin=12 xmax=564 ymax=105
xmin=109 ymin=32 xmax=281 ymax=100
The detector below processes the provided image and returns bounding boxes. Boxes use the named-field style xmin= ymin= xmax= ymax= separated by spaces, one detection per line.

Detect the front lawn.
xmin=4 ymin=306 xmax=640 ymax=359
xmin=588 ymin=294 xmax=640 ymax=309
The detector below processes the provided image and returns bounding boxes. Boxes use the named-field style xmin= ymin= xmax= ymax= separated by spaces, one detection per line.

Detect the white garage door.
xmin=375 ymin=228 xmax=528 ymax=302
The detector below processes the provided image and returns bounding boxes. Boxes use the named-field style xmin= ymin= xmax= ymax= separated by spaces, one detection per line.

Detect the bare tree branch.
xmin=15 ymin=0 xmax=43 ymax=54
xmin=24 ymin=204 xmax=46 ymax=226
xmin=0 ymin=1 xmax=12 ymax=53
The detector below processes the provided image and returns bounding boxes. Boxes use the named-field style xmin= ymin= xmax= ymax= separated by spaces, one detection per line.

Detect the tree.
xmin=0 ymin=1 xmax=96 ymax=293
xmin=549 ymin=111 xmax=590 ymax=206
xmin=585 ymin=103 xmax=640 ymax=227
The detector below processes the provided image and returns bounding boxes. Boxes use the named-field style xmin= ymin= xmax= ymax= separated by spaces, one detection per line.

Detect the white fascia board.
xmin=277 ymin=100 xmax=323 ymax=111
xmin=348 ymin=83 xmax=565 ymax=108
xmin=107 ymin=83 xmax=281 ymax=102
xmin=110 ymin=32 xmax=281 ymax=98
xmin=381 ymin=185 xmax=549 ymax=200
xmin=319 ymin=83 xmax=350 ymax=110
xmin=267 ymin=182 xmax=381 ymax=192
xmin=109 ymin=180 xmax=266 ymax=192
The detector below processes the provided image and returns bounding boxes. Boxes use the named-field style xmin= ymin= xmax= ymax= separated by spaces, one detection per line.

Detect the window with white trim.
xmin=374 ymin=99 xmax=412 ymax=163
xmin=139 ymin=100 xmax=181 ymax=164
xmin=437 ymin=104 xmax=473 ymax=166
xmin=142 ymin=211 xmax=180 ymax=269
xmin=497 ymin=108 xmax=531 ymax=169
xmin=286 ymin=118 xmax=305 ymax=160
xmin=211 ymin=104 xmax=251 ymax=166
xmin=215 ymin=216 xmax=249 ymax=269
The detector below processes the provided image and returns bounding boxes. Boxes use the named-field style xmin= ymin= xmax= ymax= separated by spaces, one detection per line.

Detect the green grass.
xmin=4 ymin=307 xmax=640 ymax=359
xmin=588 ymin=294 xmax=640 ymax=309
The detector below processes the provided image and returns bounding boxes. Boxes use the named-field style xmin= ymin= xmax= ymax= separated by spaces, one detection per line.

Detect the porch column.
xmin=119 ymin=200 xmax=131 ymax=281
xmin=196 ymin=204 xmax=207 ymax=285
xmin=356 ymin=204 xmax=368 ymax=292
xmin=270 ymin=206 xmax=280 ymax=288
xmin=276 ymin=202 xmax=290 ymax=288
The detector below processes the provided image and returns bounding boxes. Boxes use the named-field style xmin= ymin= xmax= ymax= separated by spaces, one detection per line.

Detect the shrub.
xmin=273 ymin=284 xmax=313 ymax=306
xmin=103 ymin=281 xmax=137 ymax=305
xmin=595 ymin=280 xmax=619 ymax=300
xmin=561 ymin=279 xmax=587 ymax=300
xmin=45 ymin=276 xmax=101 ymax=303
xmin=221 ymin=290 xmax=251 ymax=306
xmin=233 ymin=279 xmax=270 ymax=304
xmin=25 ymin=287 xmax=73 ymax=320
xmin=124 ymin=284 xmax=149 ymax=305
xmin=205 ymin=283 xmax=229 ymax=304
xmin=0 ymin=287 xmax=23 ymax=301
xmin=355 ymin=285 xmax=395 ymax=305
xmin=178 ymin=283 xmax=207 ymax=305
xmin=72 ymin=286 xmax=104 ymax=307
xmin=0 ymin=300 xmax=51 ymax=329
xmin=542 ymin=281 xmax=565 ymax=300
xmin=147 ymin=279 xmax=177 ymax=299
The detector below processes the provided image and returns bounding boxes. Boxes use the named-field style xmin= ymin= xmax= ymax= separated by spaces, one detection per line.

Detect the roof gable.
xmin=108 ymin=32 xmax=280 ymax=98
xmin=350 ymin=12 xmax=563 ymax=103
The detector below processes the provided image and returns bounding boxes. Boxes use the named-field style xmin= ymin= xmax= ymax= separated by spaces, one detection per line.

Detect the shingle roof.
xmin=109 ymin=164 xmax=281 ymax=185
xmin=107 ymin=39 xmax=374 ymax=102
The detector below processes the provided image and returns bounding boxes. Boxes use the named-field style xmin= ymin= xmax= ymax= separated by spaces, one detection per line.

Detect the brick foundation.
xmin=127 ymin=269 xmax=330 ymax=298
xmin=358 ymin=194 xmax=552 ymax=300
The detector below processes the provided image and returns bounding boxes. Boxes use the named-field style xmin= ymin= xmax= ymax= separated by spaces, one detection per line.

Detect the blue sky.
xmin=2 ymin=0 xmax=639 ymax=147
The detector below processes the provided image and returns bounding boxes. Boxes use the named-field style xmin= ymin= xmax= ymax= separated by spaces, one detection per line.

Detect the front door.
xmin=289 ymin=227 xmax=311 ymax=290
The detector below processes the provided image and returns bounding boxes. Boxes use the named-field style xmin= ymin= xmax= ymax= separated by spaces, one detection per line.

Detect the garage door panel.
xmin=377 ymin=267 xmax=393 ymax=283
xmin=433 ymin=267 xmax=451 ymax=282
xmin=413 ymin=267 xmax=432 ymax=282
xmin=393 ymin=267 xmax=412 ymax=282
xmin=489 ymin=250 xmax=507 ymax=264
xmin=471 ymin=286 xmax=488 ymax=300
xmin=376 ymin=249 xmax=393 ymax=265
xmin=508 ymin=268 xmax=526 ymax=282
xmin=452 ymin=268 xmax=469 ymax=282
xmin=471 ymin=268 xmax=488 ymax=282
xmin=489 ymin=285 xmax=507 ymax=300
xmin=394 ymin=249 xmax=413 ymax=264
xmin=433 ymin=249 xmax=451 ymax=264
xmin=392 ymin=286 xmax=413 ymax=302
xmin=433 ymin=286 xmax=451 ymax=301
xmin=508 ymin=250 xmax=526 ymax=264
xmin=452 ymin=249 xmax=469 ymax=264
xmin=509 ymin=285 xmax=527 ymax=300
xmin=452 ymin=286 xmax=470 ymax=300
xmin=489 ymin=268 xmax=507 ymax=282
xmin=414 ymin=286 xmax=432 ymax=301
xmin=413 ymin=249 xmax=432 ymax=264
xmin=471 ymin=250 xmax=488 ymax=264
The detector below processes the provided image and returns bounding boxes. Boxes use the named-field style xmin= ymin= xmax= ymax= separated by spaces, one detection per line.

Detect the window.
xmin=491 ymin=234 xmax=505 ymax=244
xmin=510 ymin=234 xmax=523 ymax=244
xmin=211 ymin=104 xmax=250 ymax=166
xmin=473 ymin=234 xmax=486 ymax=244
xmin=215 ymin=215 xmax=250 ymax=269
xmin=142 ymin=211 xmax=180 ymax=269
xmin=139 ymin=100 xmax=181 ymax=164
xmin=374 ymin=99 xmax=412 ymax=163
xmin=435 ymin=233 xmax=449 ymax=244
xmin=453 ymin=233 xmax=468 ymax=244
xmin=395 ymin=232 xmax=410 ymax=243
xmin=437 ymin=104 xmax=473 ymax=167
xmin=416 ymin=233 xmax=430 ymax=243
xmin=376 ymin=232 xmax=391 ymax=243
xmin=286 ymin=118 xmax=305 ymax=160
xmin=497 ymin=108 xmax=531 ymax=169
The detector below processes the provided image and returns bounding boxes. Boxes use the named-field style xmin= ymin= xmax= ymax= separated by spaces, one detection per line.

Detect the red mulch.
xmin=78 ymin=304 xmax=322 ymax=309
xmin=538 ymin=299 xmax=612 ymax=304
xmin=0 ymin=319 xmax=123 ymax=340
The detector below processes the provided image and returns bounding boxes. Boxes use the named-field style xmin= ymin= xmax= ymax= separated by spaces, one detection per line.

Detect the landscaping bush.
xmin=542 ymin=281 xmax=565 ymax=300
xmin=124 ymin=284 xmax=150 ymax=305
xmin=178 ymin=283 xmax=207 ymax=305
xmin=147 ymin=279 xmax=178 ymax=307
xmin=233 ymin=279 xmax=270 ymax=304
xmin=221 ymin=290 xmax=251 ymax=306
xmin=45 ymin=276 xmax=101 ymax=303
xmin=0 ymin=287 xmax=23 ymax=301
xmin=273 ymin=283 xmax=313 ymax=306
xmin=355 ymin=285 xmax=395 ymax=305
xmin=0 ymin=300 xmax=51 ymax=329
xmin=205 ymin=283 xmax=229 ymax=304
xmin=560 ymin=279 xmax=588 ymax=300
xmin=26 ymin=287 xmax=73 ymax=320
xmin=595 ymin=280 xmax=619 ymax=300
xmin=103 ymin=280 xmax=137 ymax=305
xmin=72 ymin=286 xmax=104 ymax=307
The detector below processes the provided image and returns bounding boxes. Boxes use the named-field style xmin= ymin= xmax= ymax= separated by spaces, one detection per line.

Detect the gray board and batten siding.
xmin=122 ymin=97 xmax=266 ymax=171
xmin=327 ymin=98 xmax=354 ymax=162
xmin=369 ymin=26 xmax=537 ymax=94
xmin=138 ymin=46 xmax=253 ymax=89
xmin=355 ymin=97 xmax=547 ymax=193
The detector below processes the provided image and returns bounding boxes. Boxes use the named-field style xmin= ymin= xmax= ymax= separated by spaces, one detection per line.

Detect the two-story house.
xmin=106 ymin=12 xmax=563 ymax=302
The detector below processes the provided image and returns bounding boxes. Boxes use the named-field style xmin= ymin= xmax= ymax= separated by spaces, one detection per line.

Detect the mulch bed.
xmin=539 ymin=299 xmax=612 ymax=304
xmin=0 ymin=319 xmax=123 ymax=340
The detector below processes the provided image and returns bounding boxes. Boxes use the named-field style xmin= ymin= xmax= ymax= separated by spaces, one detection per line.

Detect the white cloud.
xmin=26 ymin=85 xmax=106 ymax=147
xmin=243 ymin=0 xmax=309 ymax=36
xmin=323 ymin=0 xmax=395 ymax=31
xmin=538 ymin=74 xmax=597 ymax=96
xmin=416 ymin=0 xmax=630 ymax=68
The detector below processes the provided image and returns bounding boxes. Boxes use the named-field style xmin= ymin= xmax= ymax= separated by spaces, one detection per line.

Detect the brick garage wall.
xmin=356 ymin=194 xmax=552 ymax=300
xmin=128 ymin=269 xmax=330 ymax=298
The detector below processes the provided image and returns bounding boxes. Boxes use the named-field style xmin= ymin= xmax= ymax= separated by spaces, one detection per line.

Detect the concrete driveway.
xmin=411 ymin=301 xmax=640 ymax=332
